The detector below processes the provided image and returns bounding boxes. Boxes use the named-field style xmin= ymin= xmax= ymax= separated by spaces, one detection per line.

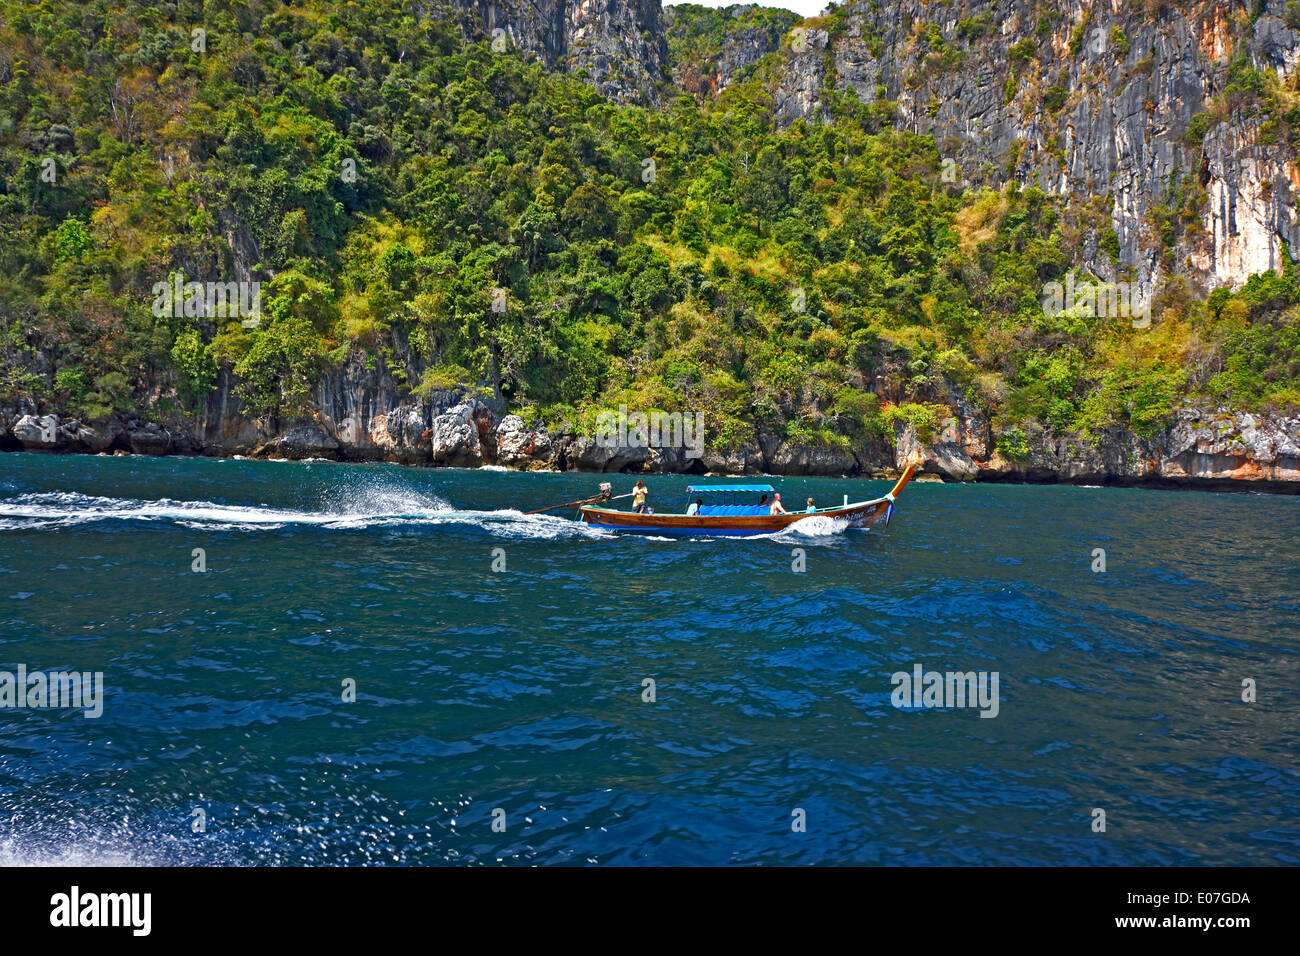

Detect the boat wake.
xmin=0 ymin=806 xmax=226 ymax=867
xmin=0 ymin=832 xmax=174 ymax=867
xmin=0 ymin=489 xmax=612 ymax=539
xmin=667 ymin=514 xmax=855 ymax=542
xmin=766 ymin=515 xmax=855 ymax=539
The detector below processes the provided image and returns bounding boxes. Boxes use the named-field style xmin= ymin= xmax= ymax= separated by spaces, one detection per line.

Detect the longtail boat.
xmin=574 ymin=465 xmax=917 ymax=537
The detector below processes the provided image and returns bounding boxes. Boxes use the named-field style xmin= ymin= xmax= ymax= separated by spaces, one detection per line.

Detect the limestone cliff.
xmin=458 ymin=0 xmax=670 ymax=103
xmin=458 ymin=0 xmax=1300 ymax=296
xmin=664 ymin=3 xmax=801 ymax=98
xmin=759 ymin=0 xmax=1300 ymax=299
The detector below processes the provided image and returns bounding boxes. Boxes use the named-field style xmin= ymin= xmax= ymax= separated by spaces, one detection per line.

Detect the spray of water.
xmin=0 ymin=485 xmax=610 ymax=539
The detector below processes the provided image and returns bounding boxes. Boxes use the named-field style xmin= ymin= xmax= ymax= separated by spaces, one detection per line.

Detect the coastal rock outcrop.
xmin=11 ymin=414 xmax=60 ymax=450
xmin=371 ymin=403 xmax=432 ymax=464
xmin=428 ymin=399 xmax=497 ymax=467
xmin=1161 ymin=407 xmax=1300 ymax=481
xmin=259 ymin=423 xmax=341 ymax=460
xmin=5 ymin=397 xmax=1300 ymax=491
xmin=559 ymin=434 xmax=648 ymax=472
xmin=699 ymin=442 xmax=765 ymax=475
xmin=766 ymin=439 xmax=860 ymax=476
xmin=495 ymin=415 xmax=553 ymax=468
xmin=125 ymin=421 xmax=178 ymax=456
xmin=896 ymin=419 xmax=980 ymax=482
xmin=62 ymin=419 xmax=121 ymax=453
xmin=967 ymin=405 xmax=1300 ymax=488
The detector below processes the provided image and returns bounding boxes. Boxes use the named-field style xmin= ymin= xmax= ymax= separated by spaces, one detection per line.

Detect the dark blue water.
xmin=0 ymin=452 xmax=1296 ymax=865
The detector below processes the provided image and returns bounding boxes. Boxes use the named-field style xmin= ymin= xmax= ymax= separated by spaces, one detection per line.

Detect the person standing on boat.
xmin=632 ymin=479 xmax=648 ymax=514
xmin=685 ymin=498 xmax=702 ymax=516
xmin=769 ymin=493 xmax=788 ymax=515
xmin=805 ymin=498 xmax=817 ymax=513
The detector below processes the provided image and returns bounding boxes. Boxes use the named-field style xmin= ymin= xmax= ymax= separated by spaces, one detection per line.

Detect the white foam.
xmin=0 ymin=814 xmax=218 ymax=867
xmin=0 ymin=842 xmax=146 ymax=867
xmin=0 ymin=489 xmax=612 ymax=539
xmin=766 ymin=515 xmax=854 ymax=539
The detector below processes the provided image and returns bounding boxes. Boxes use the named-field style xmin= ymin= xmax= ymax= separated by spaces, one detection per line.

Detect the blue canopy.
xmin=685 ymin=484 xmax=774 ymax=495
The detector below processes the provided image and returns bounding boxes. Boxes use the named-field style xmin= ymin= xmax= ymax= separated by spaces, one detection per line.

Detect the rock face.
xmin=63 ymin=419 xmax=121 ymax=453
xmin=372 ymin=402 xmax=433 ymax=465
xmin=258 ymin=424 xmax=340 ymax=460
xmin=664 ymin=4 xmax=801 ymax=98
xmin=756 ymin=0 xmax=1300 ymax=298
xmin=559 ymin=434 xmax=648 ymax=472
xmin=429 ymin=399 xmax=498 ymax=466
xmin=969 ymin=406 xmax=1300 ymax=487
xmin=5 ymin=394 xmax=1300 ymax=490
xmin=11 ymin=414 xmax=59 ymax=450
xmin=1195 ymin=117 xmax=1300 ymax=286
xmin=896 ymin=418 xmax=980 ymax=482
xmin=765 ymin=439 xmax=860 ymax=476
xmin=496 ymin=415 xmax=553 ymax=467
xmin=460 ymin=0 xmax=669 ymax=104
xmin=1161 ymin=406 xmax=1300 ymax=481
xmin=700 ymin=441 xmax=766 ymax=475
xmin=122 ymin=424 xmax=178 ymax=457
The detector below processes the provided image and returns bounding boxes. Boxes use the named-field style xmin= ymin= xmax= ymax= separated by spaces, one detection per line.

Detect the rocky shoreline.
xmin=4 ymin=391 xmax=1298 ymax=495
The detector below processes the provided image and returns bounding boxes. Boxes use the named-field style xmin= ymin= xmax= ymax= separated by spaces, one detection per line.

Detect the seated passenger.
xmin=758 ymin=494 xmax=768 ymax=509
xmin=769 ymin=493 xmax=788 ymax=515
xmin=685 ymin=499 xmax=702 ymax=516
xmin=805 ymin=498 xmax=817 ymax=513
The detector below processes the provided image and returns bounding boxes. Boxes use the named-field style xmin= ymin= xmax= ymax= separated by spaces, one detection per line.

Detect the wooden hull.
xmin=578 ymin=467 xmax=916 ymax=537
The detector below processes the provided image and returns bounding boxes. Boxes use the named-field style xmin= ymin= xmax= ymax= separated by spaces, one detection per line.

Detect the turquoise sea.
xmin=0 ymin=452 xmax=1297 ymax=865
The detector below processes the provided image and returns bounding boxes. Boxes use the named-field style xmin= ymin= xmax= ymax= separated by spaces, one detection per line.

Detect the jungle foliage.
xmin=0 ymin=0 xmax=1296 ymax=453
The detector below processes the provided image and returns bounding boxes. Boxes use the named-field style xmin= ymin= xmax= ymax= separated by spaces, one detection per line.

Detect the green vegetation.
xmin=1007 ymin=39 xmax=1036 ymax=71
xmin=996 ymin=427 xmax=1030 ymax=462
xmin=0 ymin=0 xmax=1297 ymax=465
xmin=1213 ymin=56 xmax=1300 ymax=147
xmin=1185 ymin=111 xmax=1215 ymax=146
xmin=956 ymin=14 xmax=994 ymax=43
xmin=918 ymin=23 xmax=965 ymax=73
xmin=1100 ymin=228 xmax=1121 ymax=263
xmin=1042 ymin=84 xmax=1068 ymax=112
xmin=1068 ymin=12 xmax=1091 ymax=57
xmin=1109 ymin=26 xmax=1130 ymax=58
